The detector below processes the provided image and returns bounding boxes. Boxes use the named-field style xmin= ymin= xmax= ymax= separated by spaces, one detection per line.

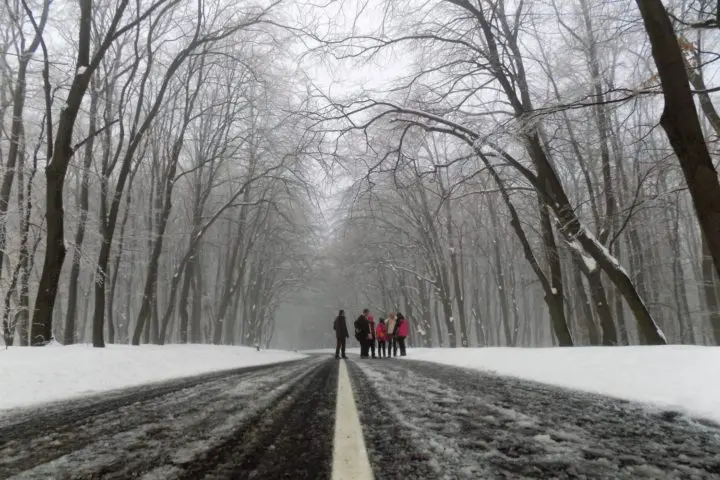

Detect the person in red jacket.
xmin=375 ymin=318 xmax=388 ymax=358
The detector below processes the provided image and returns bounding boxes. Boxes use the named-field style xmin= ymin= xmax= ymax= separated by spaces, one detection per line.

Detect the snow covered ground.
xmin=404 ymin=346 xmax=720 ymax=425
xmin=0 ymin=344 xmax=305 ymax=411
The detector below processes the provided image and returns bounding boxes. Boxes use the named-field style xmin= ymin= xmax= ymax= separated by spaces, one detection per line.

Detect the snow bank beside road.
xmin=0 ymin=344 xmax=305 ymax=411
xmin=405 ymin=346 xmax=720 ymax=425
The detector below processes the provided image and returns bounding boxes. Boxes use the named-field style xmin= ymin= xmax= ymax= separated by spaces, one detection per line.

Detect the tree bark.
xmin=190 ymin=255 xmax=204 ymax=343
xmin=132 ymin=147 xmax=181 ymax=345
xmin=486 ymin=195 xmax=513 ymax=345
xmin=445 ymin=198 xmax=469 ymax=346
xmin=635 ymin=0 xmax=720 ymax=281
xmin=32 ymin=0 xmax=138 ymax=346
xmin=435 ymin=0 xmax=667 ymax=344
xmin=32 ymin=70 xmax=92 ymax=345
xmin=483 ymin=156 xmax=573 ymax=345
xmin=0 ymin=2 xmax=49 ymax=282
xmin=572 ymin=266 xmax=599 ymax=345
xmin=64 ymin=80 xmax=99 ymax=345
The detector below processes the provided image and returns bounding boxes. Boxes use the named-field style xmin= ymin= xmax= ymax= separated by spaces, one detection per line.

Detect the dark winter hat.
xmin=339 ymin=309 xmax=345 ymax=316
xmin=379 ymin=318 xmax=386 ymax=323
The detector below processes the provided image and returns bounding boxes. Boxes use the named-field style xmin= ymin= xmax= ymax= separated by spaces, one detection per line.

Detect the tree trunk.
xmin=669 ymin=200 xmax=696 ymax=343
xmin=471 ymin=261 xmax=484 ymax=346
xmin=2 ymin=129 xmax=41 ymax=346
xmin=0 ymin=5 xmax=49 ymax=282
xmin=190 ymin=257 xmax=204 ymax=343
xmin=32 ymin=168 xmax=69 ymax=345
xmin=524 ymin=135 xmax=665 ymax=344
xmin=178 ymin=258 xmax=194 ymax=343
xmin=487 ymin=196 xmax=514 ymax=345
xmin=579 ymin=0 xmax=618 ymax=246
xmin=587 ymin=269 xmax=618 ymax=345
xmin=701 ymin=233 xmax=720 ymax=343
xmin=79 ymin=270 xmax=94 ymax=342
xmin=32 ymin=0 xmax=126 ymax=346
xmin=64 ymin=82 xmax=99 ymax=345
xmin=445 ymin=196 xmax=469 ymax=346
xmin=572 ymin=266 xmax=599 ymax=345
xmin=538 ymin=194 xmax=573 ymax=346
xmin=612 ymin=286 xmax=629 ymax=345
xmin=132 ymin=174 xmax=176 ymax=345
xmin=451 ymin=0 xmax=666 ymax=344
xmin=635 ymin=0 xmax=720 ymax=281
xmin=106 ymin=181 xmax=135 ymax=344
xmin=416 ymin=276 xmax=434 ymax=347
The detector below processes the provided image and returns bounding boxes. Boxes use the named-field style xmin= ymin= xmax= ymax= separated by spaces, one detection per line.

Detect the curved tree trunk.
xmin=448 ymin=0 xmax=666 ymax=344
xmin=484 ymin=159 xmax=573 ymax=345
xmin=635 ymin=0 xmax=720 ymax=281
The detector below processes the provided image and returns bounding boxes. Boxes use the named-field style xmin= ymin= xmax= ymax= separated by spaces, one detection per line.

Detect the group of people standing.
xmin=333 ymin=308 xmax=409 ymax=359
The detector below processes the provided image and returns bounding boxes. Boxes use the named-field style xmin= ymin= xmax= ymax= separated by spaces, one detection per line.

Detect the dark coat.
xmin=334 ymin=315 xmax=349 ymax=339
xmin=392 ymin=319 xmax=400 ymax=336
xmin=354 ymin=315 xmax=370 ymax=341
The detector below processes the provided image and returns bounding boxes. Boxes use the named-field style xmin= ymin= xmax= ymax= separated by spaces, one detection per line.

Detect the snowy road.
xmin=1 ymin=355 xmax=720 ymax=479
xmin=351 ymin=358 xmax=720 ymax=479
xmin=0 ymin=357 xmax=336 ymax=479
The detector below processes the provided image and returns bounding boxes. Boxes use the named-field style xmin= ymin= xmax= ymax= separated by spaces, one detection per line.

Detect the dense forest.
xmin=1 ymin=0 xmax=719 ymax=350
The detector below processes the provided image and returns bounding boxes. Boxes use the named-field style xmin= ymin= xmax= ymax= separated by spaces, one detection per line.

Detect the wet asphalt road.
xmin=352 ymin=358 xmax=720 ymax=479
xmin=0 ymin=357 xmax=336 ymax=479
xmin=1 ymin=354 xmax=719 ymax=479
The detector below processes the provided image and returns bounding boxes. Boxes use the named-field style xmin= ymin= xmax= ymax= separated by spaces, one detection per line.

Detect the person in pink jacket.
xmin=395 ymin=312 xmax=409 ymax=356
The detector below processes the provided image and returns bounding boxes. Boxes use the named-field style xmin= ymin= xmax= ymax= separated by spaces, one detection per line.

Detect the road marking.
xmin=331 ymin=360 xmax=374 ymax=480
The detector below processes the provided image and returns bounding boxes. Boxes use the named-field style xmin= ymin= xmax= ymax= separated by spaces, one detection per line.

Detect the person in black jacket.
xmin=354 ymin=309 xmax=372 ymax=358
xmin=333 ymin=310 xmax=349 ymax=359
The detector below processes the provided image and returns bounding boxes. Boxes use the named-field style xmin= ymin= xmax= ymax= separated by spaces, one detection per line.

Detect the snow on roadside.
xmin=0 ymin=344 xmax=305 ymax=411
xmin=404 ymin=346 xmax=720 ymax=425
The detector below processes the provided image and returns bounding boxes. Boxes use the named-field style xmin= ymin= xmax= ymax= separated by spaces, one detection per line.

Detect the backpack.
xmin=354 ymin=317 xmax=363 ymax=341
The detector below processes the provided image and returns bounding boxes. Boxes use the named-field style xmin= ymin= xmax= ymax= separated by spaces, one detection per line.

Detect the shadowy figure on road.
xmin=354 ymin=309 xmax=372 ymax=358
xmin=333 ymin=309 xmax=349 ymax=359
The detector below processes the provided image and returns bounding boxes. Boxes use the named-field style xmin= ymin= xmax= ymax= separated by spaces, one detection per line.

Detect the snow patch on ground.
xmin=0 ymin=344 xmax=305 ymax=411
xmin=404 ymin=346 xmax=720 ymax=425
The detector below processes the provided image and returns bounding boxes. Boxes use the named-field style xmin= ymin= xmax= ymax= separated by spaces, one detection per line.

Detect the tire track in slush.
xmin=176 ymin=357 xmax=338 ymax=479
xmin=345 ymin=359 xmax=438 ymax=480
xmin=0 ymin=358 xmax=305 ymax=437
xmin=350 ymin=358 xmax=720 ymax=479
xmin=0 ymin=358 xmax=325 ymax=479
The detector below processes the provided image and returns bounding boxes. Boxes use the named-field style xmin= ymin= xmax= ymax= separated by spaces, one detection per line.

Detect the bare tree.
xmin=30 ymin=0 xmax=179 ymax=345
xmin=635 ymin=0 xmax=720 ymax=285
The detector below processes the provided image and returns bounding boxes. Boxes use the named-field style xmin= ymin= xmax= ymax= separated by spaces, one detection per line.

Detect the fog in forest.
xmin=2 ymin=0 xmax=720 ymax=351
